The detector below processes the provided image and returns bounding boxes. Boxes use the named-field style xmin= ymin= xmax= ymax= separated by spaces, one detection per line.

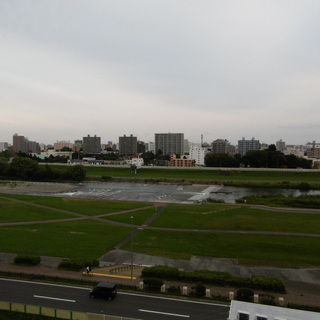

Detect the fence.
xmin=0 ymin=301 xmax=140 ymax=320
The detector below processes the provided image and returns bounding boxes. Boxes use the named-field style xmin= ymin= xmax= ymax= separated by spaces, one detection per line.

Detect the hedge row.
xmin=141 ymin=266 xmax=286 ymax=293
xmin=14 ymin=255 xmax=41 ymax=266
xmin=58 ymin=258 xmax=99 ymax=271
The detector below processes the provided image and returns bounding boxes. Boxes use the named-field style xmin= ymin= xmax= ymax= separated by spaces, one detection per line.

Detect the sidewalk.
xmin=1 ymin=254 xmax=320 ymax=308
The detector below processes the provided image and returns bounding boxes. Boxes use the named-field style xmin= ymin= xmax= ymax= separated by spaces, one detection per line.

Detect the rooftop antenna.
xmin=201 ymin=134 xmax=203 ymax=147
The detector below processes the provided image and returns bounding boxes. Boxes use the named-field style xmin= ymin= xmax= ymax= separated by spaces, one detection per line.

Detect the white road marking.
xmin=139 ymin=309 xmax=190 ymax=318
xmin=33 ymin=295 xmax=76 ymax=303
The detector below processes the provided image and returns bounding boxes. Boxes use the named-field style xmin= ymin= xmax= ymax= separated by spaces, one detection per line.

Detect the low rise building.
xmin=170 ymin=154 xmax=196 ymax=167
xmin=228 ymin=300 xmax=319 ymax=320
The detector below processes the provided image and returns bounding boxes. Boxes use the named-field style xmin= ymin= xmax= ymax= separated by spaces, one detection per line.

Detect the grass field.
xmin=123 ymin=230 xmax=320 ymax=268
xmin=1 ymin=193 xmax=320 ymax=267
xmin=1 ymin=194 xmax=151 ymax=216
xmin=47 ymin=164 xmax=320 ymax=184
xmin=0 ymin=220 xmax=131 ymax=259
xmin=0 ymin=197 xmax=72 ymax=222
xmin=149 ymin=203 xmax=320 ymax=234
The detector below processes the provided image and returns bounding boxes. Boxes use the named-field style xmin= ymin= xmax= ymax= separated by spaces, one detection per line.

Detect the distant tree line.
xmin=204 ymin=145 xmax=312 ymax=169
xmin=0 ymin=155 xmax=86 ymax=181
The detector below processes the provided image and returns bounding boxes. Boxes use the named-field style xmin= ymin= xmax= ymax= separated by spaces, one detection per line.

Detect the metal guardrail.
xmin=0 ymin=300 xmax=140 ymax=320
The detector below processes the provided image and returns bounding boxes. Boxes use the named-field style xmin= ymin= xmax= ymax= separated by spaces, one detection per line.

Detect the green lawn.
xmin=0 ymin=220 xmax=132 ymax=259
xmin=2 ymin=192 xmax=320 ymax=267
xmin=1 ymin=194 xmax=150 ymax=216
xmin=150 ymin=203 xmax=320 ymax=234
xmin=102 ymin=207 xmax=159 ymax=225
xmin=0 ymin=198 xmax=73 ymax=222
xmin=47 ymin=165 xmax=320 ymax=183
xmin=124 ymin=229 xmax=320 ymax=267
xmin=99 ymin=167 xmax=320 ymax=183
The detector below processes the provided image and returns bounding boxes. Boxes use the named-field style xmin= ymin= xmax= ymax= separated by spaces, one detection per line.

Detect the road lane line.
xmin=33 ymin=295 xmax=75 ymax=303
xmin=139 ymin=309 xmax=190 ymax=318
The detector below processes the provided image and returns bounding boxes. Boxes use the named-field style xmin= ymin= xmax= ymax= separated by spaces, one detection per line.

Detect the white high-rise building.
xmin=189 ymin=144 xmax=209 ymax=166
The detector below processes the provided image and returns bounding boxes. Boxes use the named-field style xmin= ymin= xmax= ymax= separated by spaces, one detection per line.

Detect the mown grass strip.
xmin=47 ymin=165 xmax=320 ymax=183
xmin=125 ymin=229 xmax=320 ymax=267
xmin=0 ymin=220 xmax=132 ymax=259
xmin=150 ymin=203 xmax=320 ymax=234
xmin=0 ymin=198 xmax=73 ymax=223
xmin=1 ymin=194 xmax=151 ymax=216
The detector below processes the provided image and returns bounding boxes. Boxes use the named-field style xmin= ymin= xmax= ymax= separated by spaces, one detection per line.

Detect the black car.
xmin=89 ymin=282 xmax=117 ymax=300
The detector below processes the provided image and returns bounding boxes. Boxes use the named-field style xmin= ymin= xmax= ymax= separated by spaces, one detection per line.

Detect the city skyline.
xmin=4 ymin=132 xmax=314 ymax=149
xmin=1 ymin=1 xmax=320 ymax=145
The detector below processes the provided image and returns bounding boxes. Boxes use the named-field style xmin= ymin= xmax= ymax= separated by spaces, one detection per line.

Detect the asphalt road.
xmin=0 ymin=278 xmax=229 ymax=320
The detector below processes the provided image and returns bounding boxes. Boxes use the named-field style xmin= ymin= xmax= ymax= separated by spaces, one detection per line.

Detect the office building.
xmin=82 ymin=135 xmax=101 ymax=154
xmin=119 ymin=134 xmax=137 ymax=155
xmin=155 ymin=133 xmax=184 ymax=155
xmin=238 ymin=137 xmax=260 ymax=156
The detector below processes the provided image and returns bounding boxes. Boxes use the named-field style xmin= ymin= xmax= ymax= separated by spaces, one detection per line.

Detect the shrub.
xmin=236 ymin=288 xmax=254 ymax=302
xmin=249 ymin=276 xmax=286 ymax=293
xmin=297 ymin=182 xmax=311 ymax=191
xmin=142 ymin=265 xmax=180 ymax=279
xmin=58 ymin=258 xmax=99 ymax=271
xmin=194 ymin=282 xmax=206 ymax=297
xmin=260 ymin=294 xmax=277 ymax=306
xmin=14 ymin=255 xmax=41 ymax=266
xmin=141 ymin=266 xmax=286 ymax=293
xmin=167 ymin=285 xmax=181 ymax=295
xmin=143 ymin=278 xmax=164 ymax=291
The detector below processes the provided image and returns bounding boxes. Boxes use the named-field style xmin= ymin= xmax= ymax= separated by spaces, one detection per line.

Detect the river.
xmin=42 ymin=182 xmax=320 ymax=204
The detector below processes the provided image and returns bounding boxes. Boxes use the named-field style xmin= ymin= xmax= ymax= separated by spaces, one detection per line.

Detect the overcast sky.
xmin=1 ymin=1 xmax=320 ymax=146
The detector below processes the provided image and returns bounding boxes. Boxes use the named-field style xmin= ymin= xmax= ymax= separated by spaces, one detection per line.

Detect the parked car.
xmin=89 ymin=282 xmax=117 ymax=300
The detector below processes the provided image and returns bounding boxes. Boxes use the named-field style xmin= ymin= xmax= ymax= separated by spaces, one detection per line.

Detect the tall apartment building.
xmin=137 ymin=141 xmax=146 ymax=154
xmin=119 ymin=134 xmax=137 ymax=155
xmin=155 ymin=133 xmax=184 ymax=155
xmin=82 ymin=135 xmax=101 ymax=154
xmin=12 ymin=134 xmax=40 ymax=153
xmin=211 ymin=139 xmax=229 ymax=154
xmin=238 ymin=137 xmax=260 ymax=156
xmin=13 ymin=134 xmax=27 ymax=153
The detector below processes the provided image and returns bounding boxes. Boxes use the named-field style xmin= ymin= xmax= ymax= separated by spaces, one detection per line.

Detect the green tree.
xmin=141 ymin=151 xmax=155 ymax=165
xmin=8 ymin=157 xmax=40 ymax=180
xmin=0 ymin=157 xmax=9 ymax=176
xmin=243 ymin=150 xmax=268 ymax=167
xmin=204 ymin=153 xmax=241 ymax=167
xmin=66 ymin=165 xmax=86 ymax=181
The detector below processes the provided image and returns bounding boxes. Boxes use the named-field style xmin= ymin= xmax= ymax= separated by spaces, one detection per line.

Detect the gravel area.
xmin=0 ymin=181 xmax=79 ymax=193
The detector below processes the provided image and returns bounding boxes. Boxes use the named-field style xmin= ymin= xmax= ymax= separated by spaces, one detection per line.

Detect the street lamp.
xmin=130 ymin=216 xmax=134 ymax=283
